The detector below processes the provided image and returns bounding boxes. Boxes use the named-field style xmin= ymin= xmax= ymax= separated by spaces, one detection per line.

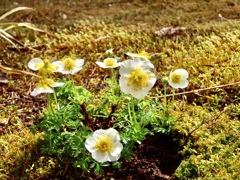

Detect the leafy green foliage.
xmin=33 ymin=77 xmax=171 ymax=174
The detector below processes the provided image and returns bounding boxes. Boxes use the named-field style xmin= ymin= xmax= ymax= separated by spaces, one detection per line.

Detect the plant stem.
xmin=110 ymin=68 xmax=115 ymax=95
xmin=163 ymin=83 xmax=167 ymax=116
xmin=53 ymin=89 xmax=59 ymax=109
xmin=171 ymin=88 xmax=175 ymax=108
xmin=110 ymin=69 xmax=115 ymax=84
xmin=128 ymin=100 xmax=132 ymax=124
xmin=131 ymin=96 xmax=137 ymax=123
xmin=47 ymin=93 xmax=54 ymax=113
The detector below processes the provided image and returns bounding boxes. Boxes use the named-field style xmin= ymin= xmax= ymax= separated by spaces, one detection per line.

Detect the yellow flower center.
xmin=34 ymin=62 xmax=44 ymax=69
xmin=139 ymin=50 xmax=151 ymax=60
xmin=171 ymin=73 xmax=182 ymax=84
xmin=95 ymin=137 xmax=112 ymax=153
xmin=127 ymin=68 xmax=151 ymax=90
xmin=39 ymin=59 xmax=57 ymax=75
xmin=62 ymin=58 xmax=76 ymax=70
xmin=36 ymin=78 xmax=55 ymax=90
xmin=104 ymin=58 xmax=116 ymax=66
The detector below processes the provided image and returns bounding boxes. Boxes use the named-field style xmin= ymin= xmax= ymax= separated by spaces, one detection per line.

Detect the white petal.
xmin=126 ymin=52 xmax=152 ymax=64
xmin=30 ymin=88 xmax=39 ymax=96
xmin=140 ymin=60 xmax=154 ymax=69
xmin=148 ymin=73 xmax=157 ymax=86
xmin=92 ymin=151 xmax=108 ymax=163
xmin=115 ymin=62 xmax=122 ymax=67
xmin=119 ymin=76 xmax=131 ymax=95
xmin=75 ymin=59 xmax=84 ymax=67
xmin=119 ymin=60 xmax=136 ymax=75
xmin=175 ymin=69 xmax=189 ymax=79
xmin=72 ymin=67 xmax=83 ymax=74
xmin=52 ymin=61 xmax=64 ymax=72
xmin=178 ymin=80 xmax=189 ymax=88
xmin=60 ymin=68 xmax=82 ymax=74
xmin=30 ymin=87 xmax=53 ymax=96
xmin=168 ymin=81 xmax=178 ymax=89
xmin=28 ymin=58 xmax=43 ymax=70
xmin=58 ymin=70 xmax=70 ymax=74
xmin=85 ymin=137 xmax=97 ymax=153
xmin=125 ymin=52 xmax=134 ymax=57
xmin=129 ymin=88 xmax=150 ymax=99
xmin=96 ymin=61 xmax=107 ymax=68
xmin=38 ymin=87 xmax=53 ymax=94
xmin=110 ymin=142 xmax=123 ymax=157
xmin=107 ymin=152 xmax=120 ymax=162
xmin=133 ymin=58 xmax=153 ymax=69
xmin=92 ymin=129 xmax=106 ymax=137
xmin=106 ymin=128 xmax=120 ymax=141
xmin=168 ymin=80 xmax=188 ymax=89
xmin=51 ymin=82 xmax=64 ymax=87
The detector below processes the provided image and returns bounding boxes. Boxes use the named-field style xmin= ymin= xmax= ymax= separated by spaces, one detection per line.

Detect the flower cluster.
xmin=28 ymin=57 xmax=84 ymax=96
xmin=29 ymin=50 xmax=189 ymax=165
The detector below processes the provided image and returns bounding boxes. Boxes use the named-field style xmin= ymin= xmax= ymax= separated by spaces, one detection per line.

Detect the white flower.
xmin=126 ymin=51 xmax=154 ymax=69
xmin=28 ymin=58 xmax=62 ymax=74
xmin=85 ymin=128 xmax=123 ymax=163
xmin=55 ymin=57 xmax=84 ymax=74
xmin=28 ymin=58 xmax=44 ymax=71
xmin=30 ymin=78 xmax=64 ymax=96
xmin=126 ymin=50 xmax=151 ymax=61
xmin=119 ymin=58 xmax=156 ymax=99
xmin=96 ymin=58 xmax=121 ymax=68
xmin=168 ymin=69 xmax=189 ymax=89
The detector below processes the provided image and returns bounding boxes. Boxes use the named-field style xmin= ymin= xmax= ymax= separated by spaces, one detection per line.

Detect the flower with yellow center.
xmin=55 ymin=57 xmax=84 ymax=74
xmin=28 ymin=58 xmax=61 ymax=75
xmin=168 ymin=69 xmax=189 ymax=89
xmin=85 ymin=128 xmax=123 ymax=163
xmin=126 ymin=50 xmax=151 ymax=61
xmin=96 ymin=58 xmax=121 ymax=68
xmin=119 ymin=58 xmax=156 ymax=99
xmin=30 ymin=78 xmax=64 ymax=96
xmin=125 ymin=51 xmax=154 ymax=69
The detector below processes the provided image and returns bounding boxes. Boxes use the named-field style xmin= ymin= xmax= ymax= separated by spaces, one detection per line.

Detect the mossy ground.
xmin=0 ymin=0 xmax=240 ymax=179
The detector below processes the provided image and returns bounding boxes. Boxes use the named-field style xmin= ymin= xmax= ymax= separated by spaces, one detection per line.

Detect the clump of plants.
xmin=27 ymin=49 xmax=189 ymax=175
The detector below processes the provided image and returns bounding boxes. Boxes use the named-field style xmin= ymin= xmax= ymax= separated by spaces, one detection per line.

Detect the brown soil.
xmin=110 ymin=134 xmax=182 ymax=180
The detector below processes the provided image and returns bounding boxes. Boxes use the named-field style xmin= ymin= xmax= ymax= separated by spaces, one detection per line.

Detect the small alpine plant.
xmin=28 ymin=50 xmax=189 ymax=174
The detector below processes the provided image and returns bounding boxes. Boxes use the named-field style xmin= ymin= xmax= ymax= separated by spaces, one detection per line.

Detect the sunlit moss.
xmin=0 ymin=128 xmax=43 ymax=179
xmin=172 ymin=102 xmax=240 ymax=179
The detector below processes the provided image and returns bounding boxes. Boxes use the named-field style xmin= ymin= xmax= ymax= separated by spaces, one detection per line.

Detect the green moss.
xmin=0 ymin=128 xmax=43 ymax=179
xmin=172 ymin=103 xmax=240 ymax=179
